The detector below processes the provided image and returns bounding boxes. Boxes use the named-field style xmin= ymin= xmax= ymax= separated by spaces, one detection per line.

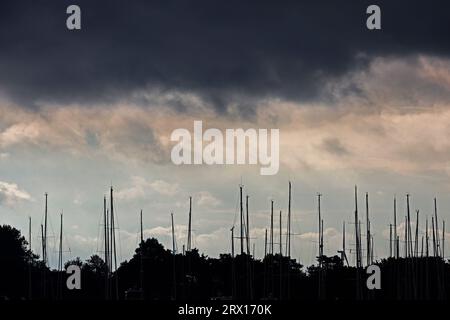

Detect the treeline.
xmin=0 ymin=224 xmax=449 ymax=300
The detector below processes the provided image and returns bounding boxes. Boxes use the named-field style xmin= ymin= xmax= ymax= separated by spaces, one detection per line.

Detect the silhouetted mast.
xmin=414 ymin=210 xmax=419 ymax=257
xmin=318 ymin=193 xmax=323 ymax=264
xmin=139 ymin=209 xmax=144 ymax=299
xmin=57 ymin=212 xmax=63 ymax=299
xmin=246 ymin=195 xmax=250 ymax=255
xmin=28 ymin=216 xmax=32 ymax=300
xmin=40 ymin=223 xmax=46 ymax=298
xmin=43 ymin=193 xmax=48 ymax=266
xmin=270 ymin=200 xmax=274 ymax=255
xmin=287 ymin=182 xmax=291 ymax=257
xmin=171 ymin=213 xmax=176 ymax=254
xmin=442 ymin=220 xmax=445 ymax=259
xmin=28 ymin=216 xmax=32 ymax=252
xmin=240 ymin=185 xmax=244 ymax=255
xmin=187 ymin=196 xmax=192 ymax=252
xmin=354 ymin=186 xmax=361 ymax=300
xmin=58 ymin=212 xmax=63 ymax=272
xmin=343 ymin=222 xmax=346 ymax=259
xmin=279 ymin=210 xmax=282 ymax=256
xmin=171 ymin=212 xmax=177 ymax=300
xmin=394 ymin=196 xmax=397 ymax=258
xmin=110 ymin=186 xmax=119 ymax=300
xmin=366 ymin=192 xmax=371 ymax=265
xmin=406 ymin=194 xmax=412 ymax=257
xmin=354 ymin=186 xmax=361 ymax=268
xmin=434 ymin=198 xmax=440 ymax=256
xmin=426 ymin=217 xmax=429 ymax=257
xmin=103 ymin=196 xmax=109 ymax=299
xmin=140 ymin=209 xmax=144 ymax=244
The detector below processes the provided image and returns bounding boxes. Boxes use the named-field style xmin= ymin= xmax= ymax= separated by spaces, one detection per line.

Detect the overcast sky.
xmin=1 ymin=0 xmax=450 ymax=268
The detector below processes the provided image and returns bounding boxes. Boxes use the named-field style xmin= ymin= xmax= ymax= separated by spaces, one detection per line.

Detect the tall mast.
xmin=187 ymin=196 xmax=192 ymax=252
xmin=246 ymin=195 xmax=250 ymax=255
xmin=240 ymin=185 xmax=244 ymax=255
xmin=406 ymin=194 xmax=411 ymax=257
xmin=139 ymin=210 xmax=144 ymax=298
xmin=110 ymin=186 xmax=119 ymax=300
xmin=40 ymin=224 xmax=45 ymax=298
xmin=279 ymin=210 xmax=282 ymax=256
xmin=415 ymin=210 xmax=419 ymax=257
xmin=287 ymin=182 xmax=291 ymax=257
xmin=394 ymin=196 xmax=397 ymax=258
xmin=426 ymin=217 xmax=429 ymax=257
xmin=28 ymin=216 xmax=32 ymax=300
xmin=354 ymin=186 xmax=361 ymax=268
xmin=58 ymin=212 xmax=63 ymax=272
xmin=171 ymin=212 xmax=177 ymax=300
xmin=270 ymin=200 xmax=274 ymax=255
xmin=279 ymin=210 xmax=283 ymax=300
xmin=103 ymin=196 xmax=109 ymax=271
xmin=140 ymin=209 xmax=144 ymax=244
xmin=58 ymin=212 xmax=63 ymax=300
xmin=343 ymin=222 xmax=346 ymax=259
xmin=171 ymin=213 xmax=176 ymax=254
xmin=103 ymin=196 xmax=109 ymax=300
xmin=43 ymin=193 xmax=48 ymax=266
xmin=366 ymin=192 xmax=370 ymax=266
xmin=442 ymin=220 xmax=445 ymax=259
xmin=434 ymin=198 xmax=440 ymax=257
xmin=28 ymin=216 xmax=32 ymax=252
xmin=318 ymin=193 xmax=323 ymax=264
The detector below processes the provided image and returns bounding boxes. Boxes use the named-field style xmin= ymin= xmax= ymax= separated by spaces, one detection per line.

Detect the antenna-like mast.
xmin=246 ymin=195 xmax=250 ymax=255
xmin=394 ymin=196 xmax=397 ymax=258
xmin=187 ymin=196 xmax=192 ymax=252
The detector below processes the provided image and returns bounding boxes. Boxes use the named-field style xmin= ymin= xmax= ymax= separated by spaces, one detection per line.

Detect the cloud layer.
xmin=1 ymin=0 xmax=450 ymax=111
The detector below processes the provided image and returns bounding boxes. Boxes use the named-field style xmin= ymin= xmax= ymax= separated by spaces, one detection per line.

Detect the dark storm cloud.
xmin=0 ymin=0 xmax=449 ymax=111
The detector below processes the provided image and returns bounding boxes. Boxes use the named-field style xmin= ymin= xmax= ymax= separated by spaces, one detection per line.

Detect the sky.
xmin=1 ymin=0 xmax=450 ymax=268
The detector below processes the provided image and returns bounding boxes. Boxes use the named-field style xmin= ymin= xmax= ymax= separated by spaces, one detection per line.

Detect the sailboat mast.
xmin=240 ymin=185 xmax=244 ymax=255
xmin=58 ymin=212 xmax=63 ymax=272
xmin=43 ymin=193 xmax=48 ymax=266
xmin=426 ymin=217 xmax=429 ymax=257
xmin=171 ymin=212 xmax=177 ymax=300
xmin=187 ymin=196 xmax=192 ymax=252
xmin=394 ymin=196 xmax=397 ymax=258
xmin=279 ymin=210 xmax=282 ymax=256
xmin=354 ymin=186 xmax=360 ymax=268
xmin=270 ymin=200 xmax=274 ymax=255
xmin=287 ymin=182 xmax=291 ymax=257
xmin=140 ymin=209 xmax=144 ymax=244
xmin=246 ymin=195 xmax=250 ymax=255
xmin=366 ymin=192 xmax=370 ymax=266
xmin=318 ymin=193 xmax=323 ymax=264
xmin=415 ymin=210 xmax=419 ymax=257
xmin=110 ymin=186 xmax=119 ymax=300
